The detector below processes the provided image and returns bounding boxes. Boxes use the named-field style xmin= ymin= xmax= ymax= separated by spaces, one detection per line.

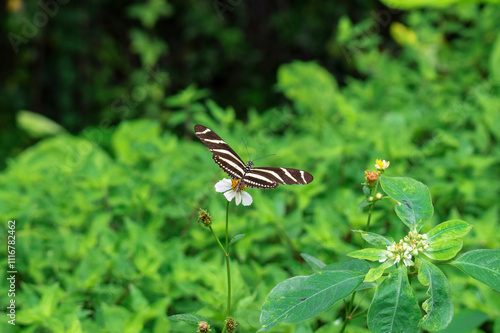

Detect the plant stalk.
xmin=225 ymin=201 xmax=231 ymax=319
xmin=208 ymin=201 xmax=232 ymax=333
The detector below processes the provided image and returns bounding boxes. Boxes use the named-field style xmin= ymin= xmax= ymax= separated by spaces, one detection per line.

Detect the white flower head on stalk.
xmin=215 ymin=178 xmax=253 ymax=206
xmin=375 ymin=159 xmax=390 ymax=171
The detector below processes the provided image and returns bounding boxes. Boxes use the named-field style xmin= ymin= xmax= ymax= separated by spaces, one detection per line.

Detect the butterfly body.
xmin=194 ymin=124 xmax=313 ymax=189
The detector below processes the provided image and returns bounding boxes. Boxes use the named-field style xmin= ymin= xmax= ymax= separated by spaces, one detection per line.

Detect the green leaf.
xmin=359 ymin=199 xmax=372 ymax=208
xmin=347 ymin=248 xmax=388 ymax=261
xmin=426 ymin=220 xmax=472 ymax=242
xmin=380 ymin=0 xmax=500 ymax=9
xmin=490 ymin=32 xmax=500 ymax=82
xmin=111 ymin=120 xmax=162 ymax=165
xmin=380 ymin=176 xmax=434 ymax=232
xmin=450 ymin=249 xmax=500 ymax=292
xmin=17 ymin=110 xmax=66 ymax=138
xmin=417 ymin=258 xmax=453 ymax=331
xmin=364 ymin=260 xmax=395 ymax=282
xmin=167 ymin=313 xmax=211 ymax=325
xmin=368 ymin=266 xmax=421 ymax=333
xmin=353 ymin=230 xmax=394 ymax=246
xmin=276 ymin=61 xmax=338 ymax=113
xmin=423 ymin=239 xmax=463 ymax=261
xmin=259 ymin=260 xmax=369 ymax=332
xmin=229 ymin=234 xmax=246 ymax=245
xmin=300 ymin=253 xmax=326 ymax=272
xmin=435 ymin=310 xmax=489 ymax=333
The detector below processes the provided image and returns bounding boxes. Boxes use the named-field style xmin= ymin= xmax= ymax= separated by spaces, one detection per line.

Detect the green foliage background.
xmin=1 ymin=0 xmax=499 ymax=332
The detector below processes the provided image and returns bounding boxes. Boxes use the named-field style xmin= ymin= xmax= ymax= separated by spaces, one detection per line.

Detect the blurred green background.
xmin=1 ymin=0 xmax=499 ymax=332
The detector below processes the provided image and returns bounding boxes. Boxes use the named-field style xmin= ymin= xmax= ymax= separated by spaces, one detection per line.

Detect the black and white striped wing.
xmin=194 ymin=124 xmax=246 ymax=180
xmin=245 ymin=167 xmax=314 ymax=189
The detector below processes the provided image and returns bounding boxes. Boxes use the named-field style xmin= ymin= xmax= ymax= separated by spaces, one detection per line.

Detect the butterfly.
xmin=194 ymin=124 xmax=313 ymax=190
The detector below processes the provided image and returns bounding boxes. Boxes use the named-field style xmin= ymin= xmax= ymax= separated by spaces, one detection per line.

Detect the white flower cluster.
xmin=380 ymin=231 xmax=429 ymax=267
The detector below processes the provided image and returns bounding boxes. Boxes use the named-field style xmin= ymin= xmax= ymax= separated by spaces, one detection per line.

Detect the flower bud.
xmin=225 ymin=317 xmax=238 ymax=333
xmin=197 ymin=321 xmax=211 ymax=333
xmin=198 ymin=209 xmax=212 ymax=227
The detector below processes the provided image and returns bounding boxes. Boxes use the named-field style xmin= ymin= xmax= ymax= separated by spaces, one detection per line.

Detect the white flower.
xmin=379 ymin=250 xmax=393 ymax=263
xmin=215 ymin=178 xmax=253 ymax=206
xmin=375 ymin=159 xmax=390 ymax=170
xmin=403 ymin=258 xmax=414 ymax=267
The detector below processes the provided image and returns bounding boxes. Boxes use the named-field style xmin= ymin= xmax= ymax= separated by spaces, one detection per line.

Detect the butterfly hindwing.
xmin=247 ymin=167 xmax=313 ymax=188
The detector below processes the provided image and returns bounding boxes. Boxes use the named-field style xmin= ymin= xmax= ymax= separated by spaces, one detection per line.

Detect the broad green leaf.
xmin=353 ymin=230 xmax=394 ymax=246
xmin=368 ymin=266 xmax=421 ymax=333
xmin=300 ymin=253 xmax=326 ymax=272
xmin=436 ymin=310 xmax=489 ymax=333
xmin=450 ymin=249 xmax=500 ymax=292
xmin=277 ymin=61 xmax=338 ymax=113
xmin=417 ymin=258 xmax=453 ymax=331
xmin=347 ymin=248 xmax=388 ymax=261
xmin=167 ymin=313 xmax=211 ymax=325
xmin=17 ymin=110 xmax=66 ymax=138
xmin=426 ymin=220 xmax=472 ymax=242
xmin=390 ymin=22 xmax=417 ymax=47
xmin=259 ymin=260 xmax=369 ymax=332
xmin=490 ymin=32 xmax=500 ymax=82
xmin=364 ymin=260 xmax=394 ymax=282
xmin=38 ymin=284 xmax=62 ymax=317
xmin=380 ymin=176 xmax=434 ymax=232
xmin=229 ymin=234 xmax=246 ymax=245
xmin=111 ymin=119 xmax=162 ymax=165
xmin=322 ymin=259 xmax=370 ymax=273
xmin=423 ymin=239 xmax=463 ymax=261
xmin=66 ymin=315 xmax=83 ymax=333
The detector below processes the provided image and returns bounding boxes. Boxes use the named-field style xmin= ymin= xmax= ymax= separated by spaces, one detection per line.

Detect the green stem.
xmin=350 ymin=308 xmax=368 ymax=320
xmin=225 ymin=201 xmax=231 ymax=319
xmin=350 ymin=289 xmax=368 ymax=316
xmin=340 ymin=291 xmax=356 ymax=333
xmin=208 ymin=201 xmax=232 ymax=333
xmin=339 ymin=313 xmax=349 ymax=333
xmin=342 ymin=178 xmax=382 ymax=333
xmin=209 ymin=227 xmax=226 ymax=256
xmin=363 ymin=179 xmax=380 ymax=247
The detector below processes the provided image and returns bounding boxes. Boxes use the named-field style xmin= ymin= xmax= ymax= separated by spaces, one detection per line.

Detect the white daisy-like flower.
xmin=375 ymin=159 xmax=390 ymax=170
xmin=215 ymin=178 xmax=253 ymax=206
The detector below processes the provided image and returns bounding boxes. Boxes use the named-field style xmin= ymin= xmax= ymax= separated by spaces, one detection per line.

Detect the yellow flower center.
xmin=231 ymin=179 xmax=246 ymax=191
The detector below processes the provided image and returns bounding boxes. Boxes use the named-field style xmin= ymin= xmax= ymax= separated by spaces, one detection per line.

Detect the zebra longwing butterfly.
xmin=194 ymin=124 xmax=313 ymax=189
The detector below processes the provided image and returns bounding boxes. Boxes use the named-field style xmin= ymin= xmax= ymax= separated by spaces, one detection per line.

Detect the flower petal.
xmin=224 ymin=190 xmax=236 ymax=202
xmin=240 ymin=191 xmax=253 ymax=206
xmin=215 ymin=179 xmax=232 ymax=193
xmin=234 ymin=192 xmax=242 ymax=205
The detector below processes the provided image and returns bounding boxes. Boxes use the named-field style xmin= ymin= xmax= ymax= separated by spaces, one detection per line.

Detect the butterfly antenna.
xmin=242 ymin=138 xmax=252 ymax=161
xmin=253 ymin=153 xmax=277 ymax=162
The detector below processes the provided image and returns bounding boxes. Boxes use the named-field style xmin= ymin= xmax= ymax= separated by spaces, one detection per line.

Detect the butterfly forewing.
xmin=194 ymin=124 xmax=314 ymax=188
xmin=194 ymin=124 xmax=246 ymax=179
